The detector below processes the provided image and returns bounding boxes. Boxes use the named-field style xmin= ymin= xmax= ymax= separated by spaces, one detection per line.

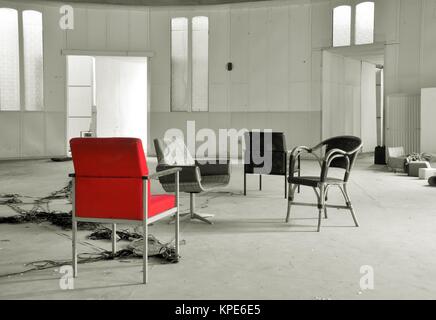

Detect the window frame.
xmin=354 ymin=1 xmax=375 ymax=45
xmin=22 ymin=9 xmax=44 ymax=111
xmin=0 ymin=6 xmax=44 ymax=112
xmin=332 ymin=5 xmax=352 ymax=47
xmin=0 ymin=7 xmax=21 ymax=111
xmin=170 ymin=15 xmax=209 ymax=113
xmin=332 ymin=1 xmax=375 ymax=48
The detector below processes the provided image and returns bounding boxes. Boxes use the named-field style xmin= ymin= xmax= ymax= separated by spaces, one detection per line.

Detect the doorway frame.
xmin=62 ymin=49 xmax=153 ymax=156
xmin=320 ymin=42 xmax=386 ymax=149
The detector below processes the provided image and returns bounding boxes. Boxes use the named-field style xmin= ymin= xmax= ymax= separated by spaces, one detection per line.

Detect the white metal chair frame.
xmin=70 ymin=167 xmax=182 ymax=284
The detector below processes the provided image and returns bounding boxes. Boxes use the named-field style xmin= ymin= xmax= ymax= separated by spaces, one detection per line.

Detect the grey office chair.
xmin=285 ymin=136 xmax=363 ymax=232
xmin=154 ymin=138 xmax=231 ymax=224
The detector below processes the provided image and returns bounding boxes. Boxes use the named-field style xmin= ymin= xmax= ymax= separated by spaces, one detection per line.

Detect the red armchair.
xmin=69 ymin=137 xmax=181 ymax=284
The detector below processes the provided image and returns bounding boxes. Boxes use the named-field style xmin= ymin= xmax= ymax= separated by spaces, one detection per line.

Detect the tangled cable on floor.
xmin=0 ymin=182 xmax=182 ymax=279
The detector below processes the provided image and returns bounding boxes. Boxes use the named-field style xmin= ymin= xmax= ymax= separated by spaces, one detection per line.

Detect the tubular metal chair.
xmin=285 ymin=136 xmax=362 ymax=232
xmin=69 ymin=137 xmax=181 ymax=284
xmin=154 ymin=137 xmax=231 ymax=225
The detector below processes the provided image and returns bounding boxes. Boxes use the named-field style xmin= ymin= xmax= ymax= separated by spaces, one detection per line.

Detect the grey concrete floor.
xmin=0 ymin=156 xmax=436 ymax=299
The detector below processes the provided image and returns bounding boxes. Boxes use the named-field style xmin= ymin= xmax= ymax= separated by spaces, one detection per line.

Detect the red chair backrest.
xmin=70 ymin=138 xmax=149 ymax=221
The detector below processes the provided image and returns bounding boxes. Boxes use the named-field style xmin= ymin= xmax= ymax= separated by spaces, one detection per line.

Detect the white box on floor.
xmin=419 ymin=168 xmax=436 ymax=180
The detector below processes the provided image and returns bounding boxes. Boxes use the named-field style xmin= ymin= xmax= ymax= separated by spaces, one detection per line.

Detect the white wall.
xmin=420 ymin=88 xmax=436 ymax=154
xmin=1 ymin=0 xmax=436 ymax=159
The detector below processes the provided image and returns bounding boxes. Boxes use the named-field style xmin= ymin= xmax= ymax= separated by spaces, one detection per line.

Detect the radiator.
xmin=385 ymin=94 xmax=421 ymax=154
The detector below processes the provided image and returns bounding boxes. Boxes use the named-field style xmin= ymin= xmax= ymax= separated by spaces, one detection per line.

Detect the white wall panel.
xmin=311 ymin=1 xmax=331 ymax=49
xmin=374 ymin=0 xmax=400 ymax=44
xmin=107 ymin=10 xmax=129 ymax=51
xmin=248 ymin=7 xmax=268 ymax=112
xmin=150 ymin=84 xmax=170 ymax=112
xmin=289 ymin=82 xmax=310 ymax=112
xmin=209 ymin=9 xmax=229 ymax=84
xmin=46 ymin=112 xmax=66 ymax=155
xmin=66 ymin=8 xmax=88 ymax=49
xmin=22 ymin=112 xmax=45 ymax=157
xmin=149 ymin=10 xmax=170 ymax=84
xmin=420 ymin=88 xmax=436 ymax=153
xmin=289 ymin=4 xmax=311 ymax=83
xmin=420 ymin=0 xmax=436 ymax=88
xmin=209 ymin=84 xmax=228 ymax=112
xmin=129 ymin=9 xmax=149 ymax=51
xmin=230 ymin=83 xmax=248 ymax=111
xmin=268 ymin=6 xmax=288 ymax=112
xmin=87 ymin=8 xmax=107 ymax=50
xmin=0 ymin=112 xmax=20 ymax=158
xmin=386 ymin=94 xmax=421 ymax=154
xmin=230 ymin=8 xmax=249 ymax=84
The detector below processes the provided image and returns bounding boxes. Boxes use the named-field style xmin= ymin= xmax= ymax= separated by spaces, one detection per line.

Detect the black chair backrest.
xmin=322 ymin=136 xmax=362 ymax=170
xmin=244 ymin=132 xmax=287 ymax=154
xmin=244 ymin=132 xmax=287 ymax=175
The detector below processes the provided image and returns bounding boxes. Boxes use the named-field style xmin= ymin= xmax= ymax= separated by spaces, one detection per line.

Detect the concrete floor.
xmin=0 ymin=156 xmax=436 ymax=299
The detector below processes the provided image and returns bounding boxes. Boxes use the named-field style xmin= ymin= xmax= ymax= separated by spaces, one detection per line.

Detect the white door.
xmin=94 ymin=56 xmax=148 ymax=149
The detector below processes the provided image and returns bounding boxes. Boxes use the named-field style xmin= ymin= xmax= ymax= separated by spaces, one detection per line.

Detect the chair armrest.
xmin=149 ymin=167 xmax=182 ymax=180
xmin=195 ymin=160 xmax=231 ymax=176
xmin=156 ymin=164 xmax=201 ymax=184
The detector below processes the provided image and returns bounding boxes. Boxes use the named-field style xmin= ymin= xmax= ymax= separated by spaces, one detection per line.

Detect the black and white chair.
xmin=243 ymin=131 xmax=299 ymax=198
xmin=154 ymin=137 xmax=231 ymax=224
xmin=285 ymin=136 xmax=362 ymax=232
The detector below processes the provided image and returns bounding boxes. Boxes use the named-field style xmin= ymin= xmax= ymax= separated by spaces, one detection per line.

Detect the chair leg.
xmin=72 ymin=219 xmax=77 ymax=277
xmin=284 ymin=175 xmax=287 ymax=199
xmin=317 ymin=185 xmax=325 ymax=232
xmin=259 ymin=175 xmax=262 ymax=191
xmin=244 ymin=172 xmax=247 ymax=196
xmin=324 ymin=186 xmax=330 ymax=219
xmin=285 ymin=184 xmax=297 ymax=223
xmin=189 ymin=193 xmax=213 ymax=224
xmin=340 ymin=184 xmax=359 ymax=227
xmin=112 ymin=223 xmax=117 ymax=255
xmin=175 ymin=172 xmax=180 ymax=260
xmin=143 ymin=221 xmax=148 ymax=284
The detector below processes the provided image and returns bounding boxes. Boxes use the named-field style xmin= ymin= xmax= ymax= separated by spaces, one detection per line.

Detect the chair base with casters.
xmin=284 ymin=136 xmax=362 ymax=232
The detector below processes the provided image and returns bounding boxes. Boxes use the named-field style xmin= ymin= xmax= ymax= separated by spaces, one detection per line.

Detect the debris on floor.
xmin=88 ymin=227 xmax=142 ymax=241
xmin=0 ymin=183 xmax=184 ymax=278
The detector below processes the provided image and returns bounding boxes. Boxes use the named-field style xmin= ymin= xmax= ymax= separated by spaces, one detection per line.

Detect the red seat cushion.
xmin=149 ymin=195 xmax=176 ymax=218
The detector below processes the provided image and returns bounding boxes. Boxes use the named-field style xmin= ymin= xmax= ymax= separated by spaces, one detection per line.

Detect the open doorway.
xmin=321 ymin=43 xmax=384 ymax=153
xmin=66 ymin=55 xmax=148 ymax=155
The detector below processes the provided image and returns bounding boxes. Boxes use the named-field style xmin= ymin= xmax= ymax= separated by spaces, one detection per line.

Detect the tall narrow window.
xmin=171 ymin=17 xmax=189 ymax=112
xmin=355 ymin=2 xmax=374 ymax=45
xmin=23 ymin=10 xmax=44 ymax=111
xmin=0 ymin=8 xmax=20 ymax=110
xmin=333 ymin=5 xmax=351 ymax=47
xmin=192 ymin=16 xmax=208 ymax=112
